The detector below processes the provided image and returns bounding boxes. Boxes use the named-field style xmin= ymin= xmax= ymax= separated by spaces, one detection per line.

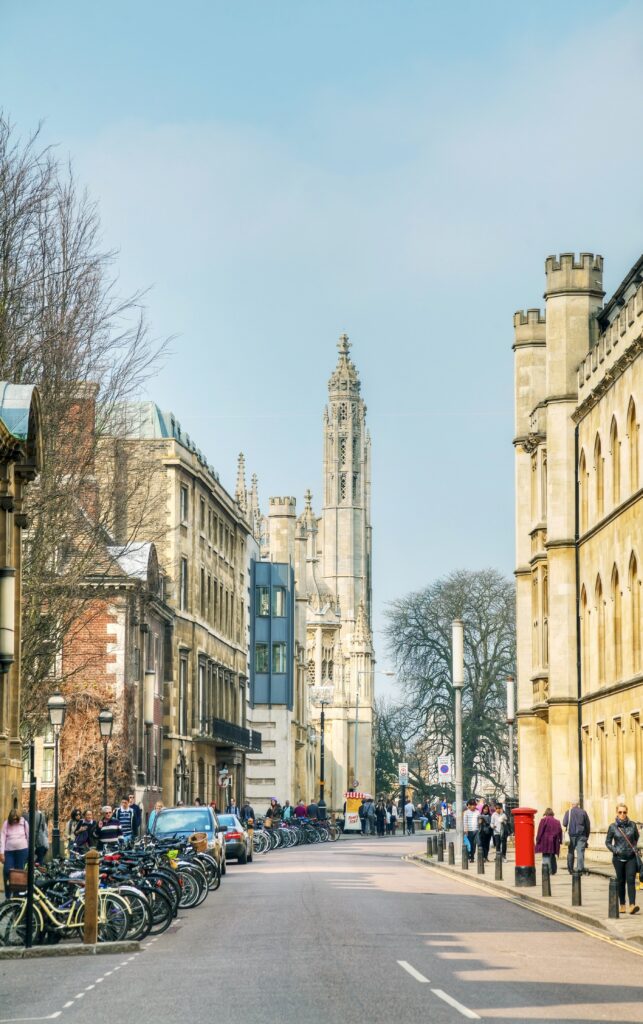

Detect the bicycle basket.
xmin=189 ymin=832 xmax=208 ymax=853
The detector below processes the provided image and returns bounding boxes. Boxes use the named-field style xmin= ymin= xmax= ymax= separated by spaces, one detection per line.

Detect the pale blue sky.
xmin=2 ymin=1 xmax=642 ymax=694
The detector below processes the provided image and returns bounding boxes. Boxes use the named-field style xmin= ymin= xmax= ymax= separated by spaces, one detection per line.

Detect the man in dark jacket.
xmin=96 ymin=806 xmax=123 ymax=850
xmin=241 ymin=801 xmax=255 ymax=824
xmin=128 ymin=794 xmax=142 ymax=839
xmin=562 ymin=801 xmax=591 ymax=873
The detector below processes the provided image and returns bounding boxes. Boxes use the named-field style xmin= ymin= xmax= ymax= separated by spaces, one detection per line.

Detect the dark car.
xmin=217 ymin=814 xmax=252 ymax=864
xmin=150 ymin=805 xmax=227 ymax=874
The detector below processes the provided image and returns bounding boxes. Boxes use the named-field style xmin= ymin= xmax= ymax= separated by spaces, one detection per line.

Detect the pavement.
xmin=3 ymin=834 xmax=643 ymax=1023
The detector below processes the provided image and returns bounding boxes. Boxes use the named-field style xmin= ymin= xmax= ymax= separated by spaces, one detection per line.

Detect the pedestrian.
xmin=375 ymin=799 xmax=386 ymax=836
xmin=0 ymin=808 xmax=29 ymax=897
xmin=265 ymin=798 xmax=282 ymax=827
xmin=194 ymin=796 xmax=203 ymax=806
xmin=95 ymin=805 xmax=123 ymax=850
xmin=227 ymin=799 xmax=240 ymax=816
xmin=605 ymin=803 xmax=641 ymax=915
xmin=128 ymin=794 xmax=142 ymax=839
xmin=307 ymin=798 xmax=318 ymax=821
xmin=73 ymin=809 xmax=97 ymax=852
xmin=282 ymin=800 xmax=292 ymax=822
xmin=446 ymin=803 xmax=455 ymax=831
xmin=404 ymin=797 xmax=415 ymax=835
xmin=562 ymin=800 xmax=591 ymax=874
xmin=535 ymin=808 xmax=563 ymax=875
xmin=463 ymin=799 xmax=479 ymax=862
xmin=359 ymin=800 xmax=366 ymax=834
xmin=65 ymin=807 xmax=82 ymax=855
xmin=34 ymin=804 xmax=49 ymax=864
xmin=294 ymin=799 xmax=307 ymax=819
xmin=389 ymin=800 xmax=398 ymax=835
xmin=147 ymin=800 xmax=164 ymax=832
xmin=491 ymin=802 xmax=508 ymax=859
xmin=241 ymin=800 xmax=256 ymax=824
xmin=115 ymin=796 xmax=134 ymax=842
xmin=478 ymin=803 xmax=493 ymax=861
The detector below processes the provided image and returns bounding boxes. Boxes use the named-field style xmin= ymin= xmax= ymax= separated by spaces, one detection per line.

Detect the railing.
xmin=208 ymin=717 xmax=262 ymax=752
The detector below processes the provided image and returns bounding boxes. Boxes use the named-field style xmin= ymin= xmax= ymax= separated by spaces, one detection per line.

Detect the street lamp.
xmin=452 ymin=620 xmax=464 ymax=851
xmin=506 ymin=675 xmax=516 ymax=800
xmin=47 ymin=690 xmax=67 ymax=859
xmin=0 ymin=567 xmax=16 ymax=674
xmin=98 ymin=708 xmax=114 ymax=806
xmin=310 ymin=684 xmax=334 ymax=818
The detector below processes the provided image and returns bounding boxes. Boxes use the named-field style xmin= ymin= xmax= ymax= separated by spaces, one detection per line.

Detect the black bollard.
xmin=477 ymin=845 xmax=485 ymax=875
xmin=542 ymin=864 xmax=551 ymax=897
xmin=448 ymin=841 xmax=455 ymax=865
xmin=426 ymin=836 xmax=432 ymax=857
xmin=462 ymin=844 xmax=469 ymax=870
xmin=572 ymin=870 xmax=582 ymax=906
xmin=608 ymin=877 xmax=620 ymax=919
xmin=495 ymin=851 xmax=503 ymax=881
xmin=432 ymin=835 xmax=438 ymax=857
xmin=437 ymin=837 xmax=444 ymax=862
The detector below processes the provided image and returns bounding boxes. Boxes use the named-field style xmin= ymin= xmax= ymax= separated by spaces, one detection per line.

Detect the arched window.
xmin=630 ymin=553 xmax=641 ymax=674
xmin=580 ymin=586 xmax=589 ymax=691
xmin=579 ymin=449 xmax=588 ymax=533
xmin=627 ymin=399 xmax=639 ymax=492
xmin=610 ymin=417 xmax=620 ymax=506
xmin=594 ymin=433 xmax=604 ymax=519
xmin=612 ymin=565 xmax=622 ymax=680
xmin=595 ymin=575 xmax=605 ymax=685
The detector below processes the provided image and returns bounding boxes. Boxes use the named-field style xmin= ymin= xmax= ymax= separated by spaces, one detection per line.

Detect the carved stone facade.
xmin=514 ymin=253 xmax=642 ymax=845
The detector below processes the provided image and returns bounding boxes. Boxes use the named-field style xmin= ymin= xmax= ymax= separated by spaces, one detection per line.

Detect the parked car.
xmin=150 ymin=805 xmax=227 ymax=874
xmin=217 ymin=813 xmax=252 ymax=864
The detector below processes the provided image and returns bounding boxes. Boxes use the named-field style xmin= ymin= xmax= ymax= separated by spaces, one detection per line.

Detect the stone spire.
xmin=328 ymin=333 xmax=361 ymax=400
xmin=248 ymin=472 xmax=262 ymax=540
xmin=352 ymin=601 xmax=372 ymax=651
xmin=235 ymin=452 xmax=247 ymax=513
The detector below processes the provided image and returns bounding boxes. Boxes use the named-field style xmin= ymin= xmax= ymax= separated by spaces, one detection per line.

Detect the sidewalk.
xmin=411 ymin=839 xmax=643 ymax=948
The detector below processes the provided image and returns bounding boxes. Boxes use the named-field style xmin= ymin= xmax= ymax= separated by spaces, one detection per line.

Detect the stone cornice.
xmin=574 ymin=335 xmax=642 ymax=423
xmin=580 ymin=672 xmax=643 ymax=706
xmin=545 ymin=538 xmax=576 ymax=550
xmin=578 ymin=488 xmax=642 ymax=546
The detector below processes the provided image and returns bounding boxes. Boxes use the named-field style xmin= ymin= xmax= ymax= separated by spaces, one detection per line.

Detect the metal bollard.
xmin=608 ymin=877 xmax=620 ymax=918
xmin=448 ymin=841 xmax=455 ymax=865
xmin=426 ymin=836 xmax=432 ymax=857
xmin=431 ymin=835 xmax=438 ymax=857
xmin=542 ymin=864 xmax=551 ymax=897
xmin=437 ymin=837 xmax=444 ymax=862
xmin=83 ymin=849 xmax=100 ymax=944
xmin=572 ymin=870 xmax=582 ymax=906
xmin=477 ymin=845 xmax=485 ymax=875
xmin=495 ymin=851 xmax=503 ymax=881
xmin=462 ymin=844 xmax=469 ymax=869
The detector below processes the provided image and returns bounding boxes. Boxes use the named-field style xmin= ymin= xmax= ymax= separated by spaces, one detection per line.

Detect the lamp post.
xmin=47 ymin=690 xmax=67 ymax=860
xmin=98 ymin=708 xmax=114 ymax=806
xmin=452 ymin=620 xmax=464 ymax=851
xmin=506 ymin=675 xmax=516 ymax=800
xmin=310 ymin=684 xmax=334 ymax=819
xmin=0 ymin=566 xmax=16 ymax=675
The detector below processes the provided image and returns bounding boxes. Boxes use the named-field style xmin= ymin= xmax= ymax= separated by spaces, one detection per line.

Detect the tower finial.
xmin=337 ymin=333 xmax=350 ymax=356
xmin=304 ymin=488 xmax=313 ymax=510
xmin=235 ymin=452 xmax=247 ymax=512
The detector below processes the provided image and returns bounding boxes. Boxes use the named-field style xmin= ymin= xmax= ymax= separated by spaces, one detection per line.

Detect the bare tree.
xmin=0 ymin=115 xmax=167 ymax=739
xmin=385 ymin=568 xmax=516 ymax=797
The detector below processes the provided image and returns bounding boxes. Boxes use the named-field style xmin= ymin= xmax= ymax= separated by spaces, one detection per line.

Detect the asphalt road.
xmin=3 ymin=834 xmax=643 ymax=1023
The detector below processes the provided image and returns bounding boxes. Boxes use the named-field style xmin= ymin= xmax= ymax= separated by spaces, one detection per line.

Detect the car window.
xmin=154 ymin=809 xmax=212 ymax=834
xmin=218 ymin=814 xmax=240 ymax=827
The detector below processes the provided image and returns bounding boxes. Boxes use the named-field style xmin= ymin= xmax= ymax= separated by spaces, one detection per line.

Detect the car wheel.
xmin=238 ymin=848 xmax=247 ymax=865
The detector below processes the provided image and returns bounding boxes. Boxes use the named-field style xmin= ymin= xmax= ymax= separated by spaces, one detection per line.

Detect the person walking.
xmin=128 ymin=794 xmax=142 ymax=839
xmin=65 ymin=808 xmax=82 ymax=855
xmin=95 ymin=805 xmax=123 ymax=850
xmin=463 ymin=799 xmax=479 ymax=862
xmin=563 ymin=800 xmax=591 ymax=874
xmin=241 ymin=800 xmax=256 ymax=824
xmin=605 ymin=803 xmax=640 ymax=915
xmin=535 ymin=808 xmax=563 ymax=875
xmin=389 ymin=800 xmax=398 ymax=835
xmin=293 ymin=800 xmax=307 ymax=819
xmin=491 ymin=802 xmax=508 ymax=859
xmin=115 ymin=796 xmax=134 ymax=842
xmin=478 ymin=803 xmax=493 ymax=861
xmin=404 ymin=798 xmax=415 ymax=835
xmin=375 ymin=799 xmax=386 ymax=837
xmin=34 ymin=805 xmax=49 ymax=864
xmin=73 ymin=809 xmax=97 ymax=852
xmin=0 ymin=809 xmax=29 ymax=897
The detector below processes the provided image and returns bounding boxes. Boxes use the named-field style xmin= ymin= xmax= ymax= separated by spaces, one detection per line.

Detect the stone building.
xmin=0 ymin=384 xmax=42 ymax=813
xmin=104 ymin=404 xmax=259 ymax=809
xmin=247 ymin=335 xmax=375 ymax=811
xmin=513 ymin=253 xmax=642 ymax=840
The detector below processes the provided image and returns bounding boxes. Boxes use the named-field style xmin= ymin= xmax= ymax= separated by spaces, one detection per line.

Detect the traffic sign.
xmin=398 ymin=762 xmax=409 ymax=785
xmin=437 ymin=756 xmax=453 ymax=783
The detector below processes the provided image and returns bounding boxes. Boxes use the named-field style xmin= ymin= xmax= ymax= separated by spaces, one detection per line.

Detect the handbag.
xmin=616 ymin=825 xmax=643 ymax=875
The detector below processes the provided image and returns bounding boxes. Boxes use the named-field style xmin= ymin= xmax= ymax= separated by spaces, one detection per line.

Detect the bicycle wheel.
xmin=195 ymin=852 xmax=221 ymax=892
xmin=114 ymin=886 xmax=152 ymax=941
xmin=176 ymin=867 xmax=201 ymax=908
xmin=97 ymin=891 xmax=130 ymax=942
xmin=0 ymin=900 xmax=44 ymax=946
xmin=145 ymin=887 xmax=174 ymax=936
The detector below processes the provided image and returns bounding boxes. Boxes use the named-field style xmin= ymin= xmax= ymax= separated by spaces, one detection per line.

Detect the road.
xmin=2 ymin=834 xmax=643 ymax=1023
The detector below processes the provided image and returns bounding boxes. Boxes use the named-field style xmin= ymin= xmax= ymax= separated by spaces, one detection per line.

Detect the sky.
xmin=2 ymin=1 xmax=642 ymax=697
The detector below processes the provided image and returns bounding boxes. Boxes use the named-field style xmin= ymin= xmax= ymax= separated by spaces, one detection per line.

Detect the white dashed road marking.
xmin=0 ymin=1016 xmax=61 ymax=1023
xmin=396 ymin=960 xmax=430 ymax=983
xmin=431 ymin=989 xmax=480 ymax=1019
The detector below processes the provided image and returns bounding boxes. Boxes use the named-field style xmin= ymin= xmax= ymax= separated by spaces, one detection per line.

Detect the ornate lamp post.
xmin=98 ymin=708 xmax=114 ymax=806
xmin=506 ymin=675 xmax=516 ymax=799
xmin=452 ymin=620 xmax=464 ymax=851
xmin=47 ymin=690 xmax=67 ymax=859
xmin=310 ymin=684 xmax=334 ymax=819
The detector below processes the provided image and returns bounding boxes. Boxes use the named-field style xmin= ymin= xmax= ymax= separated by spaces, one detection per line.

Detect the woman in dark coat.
xmin=535 ymin=807 xmax=563 ymax=875
xmin=605 ymin=803 xmax=640 ymax=915
xmin=478 ymin=804 xmax=493 ymax=861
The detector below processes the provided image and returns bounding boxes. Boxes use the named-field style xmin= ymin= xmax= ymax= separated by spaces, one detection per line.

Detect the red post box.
xmin=511 ymin=807 xmax=537 ymax=887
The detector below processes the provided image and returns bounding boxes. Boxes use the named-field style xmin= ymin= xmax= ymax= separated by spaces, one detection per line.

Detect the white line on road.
xmin=431 ymin=989 xmax=480 ymax=1019
xmin=0 ymin=1015 xmax=61 ymax=1023
xmin=63 ymin=1003 xmax=74 ymax=1009
xmin=85 ymin=985 xmax=95 ymax=991
xmin=396 ymin=960 xmax=430 ymax=983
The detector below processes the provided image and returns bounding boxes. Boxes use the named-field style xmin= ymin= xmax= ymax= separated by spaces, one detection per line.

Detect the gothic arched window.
xmin=612 ymin=564 xmax=622 ymax=680
xmin=579 ymin=449 xmax=588 ymax=533
xmin=610 ymin=417 xmax=620 ymax=507
xmin=627 ymin=398 xmax=639 ymax=492
xmin=629 ymin=553 xmax=641 ymax=674
xmin=595 ymin=575 xmax=605 ymax=685
xmin=594 ymin=433 xmax=604 ymax=520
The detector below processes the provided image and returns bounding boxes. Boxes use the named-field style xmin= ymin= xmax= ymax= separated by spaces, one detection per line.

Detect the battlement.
xmin=544 ymin=252 xmax=604 ymax=298
xmin=268 ymin=496 xmax=297 ymax=516
xmin=513 ymin=308 xmax=546 ymax=349
xmin=514 ymin=309 xmax=546 ymax=327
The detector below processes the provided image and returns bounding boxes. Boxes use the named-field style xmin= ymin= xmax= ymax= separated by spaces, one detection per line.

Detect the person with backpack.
xmin=562 ymin=801 xmax=591 ymax=874
xmin=478 ymin=803 xmax=493 ymax=861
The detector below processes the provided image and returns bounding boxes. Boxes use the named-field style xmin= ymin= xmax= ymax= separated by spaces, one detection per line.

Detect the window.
xmin=339 ymin=436 xmax=347 ymax=466
xmin=614 ymin=718 xmax=624 ymax=795
xmin=580 ymin=586 xmax=589 ymax=691
xmin=198 ymin=661 xmax=206 ymax=731
xmin=340 ymin=474 xmax=346 ymax=501
xmin=628 ymin=399 xmax=639 ymax=492
xmin=596 ymin=575 xmax=605 ymax=685
xmin=612 ymin=565 xmax=622 ymax=680
xmin=633 ymin=714 xmax=642 ymax=793
xmin=610 ymin=418 xmax=620 ymax=506
xmin=200 ymin=567 xmax=206 ymax=617
xmin=207 ymin=575 xmax=212 ymax=622
xmin=255 ymin=643 xmax=269 ymax=673
xmin=42 ymin=725 xmax=54 ymax=784
xmin=200 ymin=497 xmax=206 ymax=533
xmin=178 ymin=658 xmax=188 ymax=735
xmin=180 ymin=485 xmax=189 ymax=524
xmin=579 ymin=449 xmax=588 ymax=534
xmin=598 ymin=722 xmax=607 ymax=796
xmin=272 ymin=641 xmax=287 ymax=673
xmin=179 ymin=557 xmax=189 ymax=611
xmin=272 ymin=587 xmax=286 ymax=617
xmin=594 ymin=434 xmax=604 ymax=519
xmin=208 ymin=508 xmax=213 ymax=540
xmin=630 ymin=553 xmax=641 ymax=674
xmin=256 ymin=586 xmax=270 ymax=616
